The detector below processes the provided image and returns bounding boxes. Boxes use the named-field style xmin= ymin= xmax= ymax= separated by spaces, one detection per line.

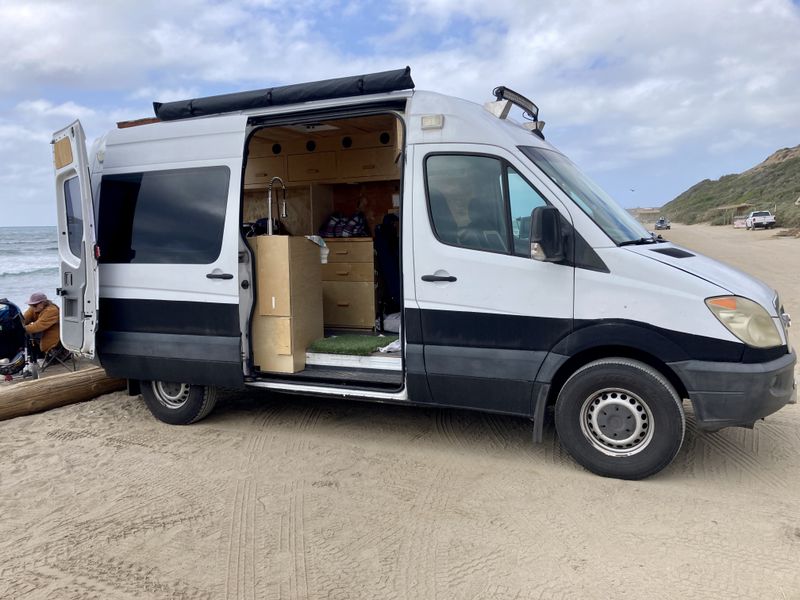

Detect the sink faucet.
xmin=266 ymin=176 xmax=286 ymax=235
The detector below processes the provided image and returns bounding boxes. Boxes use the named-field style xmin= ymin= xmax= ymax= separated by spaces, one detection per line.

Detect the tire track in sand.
xmin=225 ymin=479 xmax=257 ymax=600
xmin=694 ymin=429 xmax=786 ymax=489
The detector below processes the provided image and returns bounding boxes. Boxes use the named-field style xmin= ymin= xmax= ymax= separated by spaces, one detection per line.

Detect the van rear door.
xmin=52 ymin=121 xmax=98 ymax=357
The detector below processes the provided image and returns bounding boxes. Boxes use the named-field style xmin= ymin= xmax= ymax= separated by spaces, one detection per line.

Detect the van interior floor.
xmin=254 ymin=329 xmax=403 ymax=389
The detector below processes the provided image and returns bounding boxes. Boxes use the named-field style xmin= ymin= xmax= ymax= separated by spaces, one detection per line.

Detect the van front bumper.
xmin=669 ymin=350 xmax=796 ymax=431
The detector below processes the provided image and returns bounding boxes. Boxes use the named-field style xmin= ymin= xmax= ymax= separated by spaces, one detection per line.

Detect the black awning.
xmin=153 ymin=67 xmax=414 ymax=121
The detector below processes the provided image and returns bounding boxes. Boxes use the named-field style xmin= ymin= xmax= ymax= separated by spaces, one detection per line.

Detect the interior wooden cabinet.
xmin=244 ymin=114 xmax=401 ymax=188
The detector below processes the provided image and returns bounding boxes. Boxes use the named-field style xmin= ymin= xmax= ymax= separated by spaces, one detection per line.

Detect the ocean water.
xmin=0 ymin=226 xmax=60 ymax=311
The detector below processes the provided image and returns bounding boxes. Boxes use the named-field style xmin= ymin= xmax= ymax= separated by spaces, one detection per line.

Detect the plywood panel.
xmin=53 ymin=138 xmax=73 ymax=169
xmin=251 ymin=236 xmax=292 ymax=316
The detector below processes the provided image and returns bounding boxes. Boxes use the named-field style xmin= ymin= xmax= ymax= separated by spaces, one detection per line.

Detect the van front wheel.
xmin=554 ymin=358 xmax=685 ymax=480
xmin=140 ymin=380 xmax=218 ymax=425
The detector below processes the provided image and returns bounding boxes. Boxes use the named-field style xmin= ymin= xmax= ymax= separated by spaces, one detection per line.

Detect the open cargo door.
xmin=52 ymin=120 xmax=98 ymax=357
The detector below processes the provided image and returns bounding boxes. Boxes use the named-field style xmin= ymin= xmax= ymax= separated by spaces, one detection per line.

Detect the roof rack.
xmin=153 ymin=67 xmax=415 ymax=122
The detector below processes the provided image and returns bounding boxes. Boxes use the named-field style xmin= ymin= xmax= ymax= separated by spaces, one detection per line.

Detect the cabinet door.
xmin=288 ymin=152 xmax=337 ymax=182
xmin=339 ymin=147 xmax=398 ymax=180
xmin=244 ymin=156 xmax=286 ymax=189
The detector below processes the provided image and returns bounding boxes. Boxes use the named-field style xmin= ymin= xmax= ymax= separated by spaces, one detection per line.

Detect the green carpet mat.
xmin=308 ymin=334 xmax=398 ymax=356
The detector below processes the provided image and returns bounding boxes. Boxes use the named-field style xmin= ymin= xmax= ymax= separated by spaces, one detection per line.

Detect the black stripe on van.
xmin=405 ymin=308 xmax=787 ymax=365
xmin=97 ymin=298 xmax=242 ymax=388
xmin=99 ymin=298 xmax=239 ymax=336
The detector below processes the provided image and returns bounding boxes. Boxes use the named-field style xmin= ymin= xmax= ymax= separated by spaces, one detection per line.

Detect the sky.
xmin=1 ymin=0 xmax=799 ymax=227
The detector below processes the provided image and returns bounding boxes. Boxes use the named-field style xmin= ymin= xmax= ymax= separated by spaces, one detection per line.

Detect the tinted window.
xmin=426 ymin=155 xmax=509 ymax=253
xmin=64 ymin=176 xmax=83 ymax=258
xmin=97 ymin=166 xmax=230 ymax=264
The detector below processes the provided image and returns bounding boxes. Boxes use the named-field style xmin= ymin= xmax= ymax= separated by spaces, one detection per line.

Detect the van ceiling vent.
xmin=153 ymin=67 xmax=414 ymax=121
xmin=651 ymin=248 xmax=695 ymax=259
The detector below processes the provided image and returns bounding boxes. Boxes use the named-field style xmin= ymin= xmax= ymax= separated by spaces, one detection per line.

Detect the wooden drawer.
xmin=338 ymin=147 xmax=399 ymax=180
xmin=244 ymin=155 xmax=286 ymax=188
xmin=321 ymin=262 xmax=374 ymax=282
xmin=287 ymin=151 xmax=337 ymax=182
xmin=324 ymin=238 xmax=374 ymax=263
xmin=322 ymin=281 xmax=375 ymax=329
xmin=252 ymin=316 xmax=294 ymax=372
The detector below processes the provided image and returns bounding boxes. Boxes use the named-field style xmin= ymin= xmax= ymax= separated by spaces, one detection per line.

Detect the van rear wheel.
xmin=140 ymin=380 xmax=218 ymax=425
xmin=554 ymin=358 xmax=685 ymax=480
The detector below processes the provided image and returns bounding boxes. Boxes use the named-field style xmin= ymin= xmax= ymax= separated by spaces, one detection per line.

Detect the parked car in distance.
xmin=655 ymin=217 xmax=671 ymax=230
xmin=746 ymin=210 xmax=776 ymax=230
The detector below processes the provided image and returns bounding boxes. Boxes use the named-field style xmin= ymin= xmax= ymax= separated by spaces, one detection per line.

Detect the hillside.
xmin=662 ymin=145 xmax=800 ymax=228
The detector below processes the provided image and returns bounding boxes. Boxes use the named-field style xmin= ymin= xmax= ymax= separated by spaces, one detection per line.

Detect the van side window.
xmin=97 ymin=166 xmax=230 ymax=264
xmin=64 ymin=176 xmax=84 ymax=258
xmin=508 ymin=166 xmax=548 ymax=257
xmin=426 ymin=155 xmax=509 ymax=253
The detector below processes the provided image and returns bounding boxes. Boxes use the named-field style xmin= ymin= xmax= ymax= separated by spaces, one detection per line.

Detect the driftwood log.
xmin=0 ymin=366 xmax=126 ymax=421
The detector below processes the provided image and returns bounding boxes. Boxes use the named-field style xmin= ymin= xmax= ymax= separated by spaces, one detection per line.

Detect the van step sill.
xmin=256 ymin=364 xmax=402 ymax=388
xmin=305 ymin=351 xmax=401 ymax=371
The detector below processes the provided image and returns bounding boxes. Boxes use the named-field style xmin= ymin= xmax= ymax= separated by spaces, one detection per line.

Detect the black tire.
xmin=140 ymin=380 xmax=218 ymax=425
xmin=554 ymin=358 xmax=685 ymax=480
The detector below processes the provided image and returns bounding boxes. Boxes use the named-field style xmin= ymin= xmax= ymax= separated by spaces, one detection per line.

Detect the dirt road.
xmin=1 ymin=224 xmax=798 ymax=599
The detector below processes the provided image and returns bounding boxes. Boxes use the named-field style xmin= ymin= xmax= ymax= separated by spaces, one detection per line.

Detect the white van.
xmin=52 ymin=68 xmax=796 ymax=479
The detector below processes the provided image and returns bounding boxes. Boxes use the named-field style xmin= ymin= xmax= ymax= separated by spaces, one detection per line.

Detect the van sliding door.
xmin=95 ymin=115 xmax=248 ymax=388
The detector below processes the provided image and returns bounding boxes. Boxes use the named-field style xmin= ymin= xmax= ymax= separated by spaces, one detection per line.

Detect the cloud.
xmin=0 ymin=0 xmax=799 ymax=226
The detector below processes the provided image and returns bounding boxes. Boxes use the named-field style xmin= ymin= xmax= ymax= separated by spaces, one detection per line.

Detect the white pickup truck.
xmin=745 ymin=210 xmax=776 ymax=230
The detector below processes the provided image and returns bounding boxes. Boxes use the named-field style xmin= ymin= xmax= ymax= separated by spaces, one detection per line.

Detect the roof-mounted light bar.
xmin=491 ymin=86 xmax=545 ymax=139
xmin=493 ymin=86 xmax=538 ymax=121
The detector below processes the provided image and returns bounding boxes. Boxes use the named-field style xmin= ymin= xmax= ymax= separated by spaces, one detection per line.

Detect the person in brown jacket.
xmin=22 ymin=292 xmax=61 ymax=357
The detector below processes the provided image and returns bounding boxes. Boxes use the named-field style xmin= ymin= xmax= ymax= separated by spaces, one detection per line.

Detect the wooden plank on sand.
xmin=0 ymin=367 xmax=126 ymax=421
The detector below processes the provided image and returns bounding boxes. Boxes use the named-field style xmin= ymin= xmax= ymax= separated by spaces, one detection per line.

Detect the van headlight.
xmin=706 ymin=296 xmax=783 ymax=348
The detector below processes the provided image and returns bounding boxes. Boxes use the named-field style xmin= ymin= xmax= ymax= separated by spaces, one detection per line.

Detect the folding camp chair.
xmin=40 ymin=342 xmax=77 ymax=374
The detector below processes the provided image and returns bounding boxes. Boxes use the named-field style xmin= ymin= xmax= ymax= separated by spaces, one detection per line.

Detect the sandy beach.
xmin=1 ymin=223 xmax=798 ymax=599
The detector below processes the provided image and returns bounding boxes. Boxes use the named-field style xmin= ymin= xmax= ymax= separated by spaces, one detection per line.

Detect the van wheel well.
xmin=547 ymin=347 xmax=688 ymax=407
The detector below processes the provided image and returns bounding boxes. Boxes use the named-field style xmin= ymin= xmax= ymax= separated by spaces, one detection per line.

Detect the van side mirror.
xmin=530 ymin=206 xmax=565 ymax=262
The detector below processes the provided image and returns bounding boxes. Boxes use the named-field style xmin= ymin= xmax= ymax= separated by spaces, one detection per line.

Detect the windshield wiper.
xmin=618 ymin=237 xmax=657 ymax=246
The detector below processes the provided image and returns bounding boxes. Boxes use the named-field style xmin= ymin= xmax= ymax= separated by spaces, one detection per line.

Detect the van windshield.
xmin=520 ymin=146 xmax=653 ymax=245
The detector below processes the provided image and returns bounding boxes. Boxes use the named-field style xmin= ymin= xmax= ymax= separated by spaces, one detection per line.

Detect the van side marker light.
xmin=708 ymin=297 xmax=738 ymax=311
xmin=421 ymin=114 xmax=444 ymax=130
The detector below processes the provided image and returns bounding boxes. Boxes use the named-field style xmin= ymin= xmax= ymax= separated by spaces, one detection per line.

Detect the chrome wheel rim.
xmin=579 ymin=388 xmax=654 ymax=456
xmin=152 ymin=381 xmax=191 ymax=410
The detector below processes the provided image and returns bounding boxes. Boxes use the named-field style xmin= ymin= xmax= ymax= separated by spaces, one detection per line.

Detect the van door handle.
xmin=421 ymin=274 xmax=457 ymax=282
xmin=206 ymin=272 xmax=234 ymax=280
